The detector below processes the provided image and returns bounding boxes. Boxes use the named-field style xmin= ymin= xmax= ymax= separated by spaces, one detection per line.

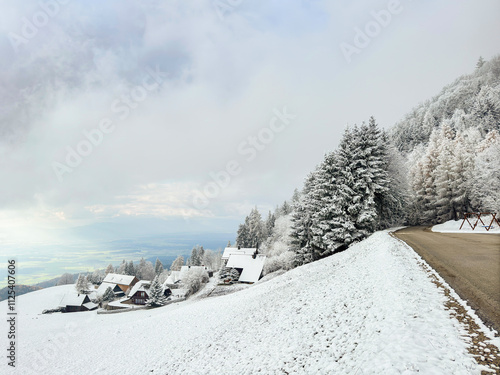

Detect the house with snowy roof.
xmin=128 ymin=280 xmax=151 ymax=305
xmin=164 ymin=266 xmax=213 ymax=288
xmin=180 ymin=265 xmax=213 ymax=278
xmin=101 ymin=273 xmax=139 ymax=295
xmin=59 ymin=293 xmax=98 ymax=313
xmin=225 ymin=253 xmax=266 ymax=283
xmin=164 ymin=271 xmax=181 ymax=286
xmin=128 ymin=280 xmax=172 ymax=305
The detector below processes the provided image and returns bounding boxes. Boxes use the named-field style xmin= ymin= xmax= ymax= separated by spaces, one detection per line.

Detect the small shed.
xmin=59 ymin=294 xmax=98 ymax=313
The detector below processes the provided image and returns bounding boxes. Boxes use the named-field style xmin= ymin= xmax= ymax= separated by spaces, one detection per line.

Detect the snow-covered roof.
xmin=107 ymin=298 xmax=131 ymax=308
xmin=96 ymin=282 xmax=119 ymax=295
xmin=83 ymin=302 xmax=98 ymax=310
xmin=180 ymin=265 xmax=210 ymax=275
xmin=164 ymin=271 xmax=181 ymax=285
xmin=102 ymin=273 xmax=137 ymax=285
xmin=222 ymin=247 xmax=258 ymax=260
xmin=128 ymin=280 xmax=151 ymax=297
xmin=58 ymin=293 xmax=88 ymax=307
xmin=226 ymin=254 xmax=266 ymax=283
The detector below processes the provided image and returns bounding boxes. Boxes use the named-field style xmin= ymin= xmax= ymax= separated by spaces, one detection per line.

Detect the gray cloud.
xmin=0 ymin=0 xmax=499 ymax=241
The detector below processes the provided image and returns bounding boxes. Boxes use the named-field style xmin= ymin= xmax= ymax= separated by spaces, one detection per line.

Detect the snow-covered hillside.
xmin=2 ymin=231 xmax=498 ymax=374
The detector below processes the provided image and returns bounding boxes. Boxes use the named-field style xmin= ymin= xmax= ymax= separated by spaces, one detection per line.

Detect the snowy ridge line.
xmin=389 ymin=230 xmax=500 ymax=373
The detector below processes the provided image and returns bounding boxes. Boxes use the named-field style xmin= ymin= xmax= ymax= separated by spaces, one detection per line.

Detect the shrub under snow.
xmin=263 ymin=215 xmax=295 ymax=275
xmin=182 ymin=268 xmax=209 ymax=296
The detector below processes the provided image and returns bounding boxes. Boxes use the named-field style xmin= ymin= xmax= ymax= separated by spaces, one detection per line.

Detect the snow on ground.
xmin=433 ymin=217 xmax=500 ymax=233
xmin=2 ymin=231 xmax=495 ymax=374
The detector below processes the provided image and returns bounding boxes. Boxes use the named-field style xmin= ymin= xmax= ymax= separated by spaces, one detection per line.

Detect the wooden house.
xmin=101 ymin=273 xmax=139 ymax=295
xmin=59 ymin=293 xmax=98 ymax=313
xmin=128 ymin=280 xmax=172 ymax=305
xmin=128 ymin=280 xmax=151 ymax=305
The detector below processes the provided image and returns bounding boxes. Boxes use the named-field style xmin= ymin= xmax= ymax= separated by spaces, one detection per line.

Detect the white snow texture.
xmin=1 ymin=231 xmax=489 ymax=374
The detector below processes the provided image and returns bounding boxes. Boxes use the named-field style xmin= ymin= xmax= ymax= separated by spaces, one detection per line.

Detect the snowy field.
xmin=432 ymin=217 xmax=500 ymax=234
xmin=2 ymin=231 xmax=498 ymax=374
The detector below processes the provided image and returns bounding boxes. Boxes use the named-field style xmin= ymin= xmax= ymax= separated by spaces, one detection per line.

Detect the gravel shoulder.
xmin=394 ymin=226 xmax=500 ymax=333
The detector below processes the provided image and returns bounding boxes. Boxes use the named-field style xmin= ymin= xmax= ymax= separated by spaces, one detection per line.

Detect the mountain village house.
xmin=222 ymin=247 xmax=266 ymax=283
xmin=59 ymin=293 xmax=98 ymax=312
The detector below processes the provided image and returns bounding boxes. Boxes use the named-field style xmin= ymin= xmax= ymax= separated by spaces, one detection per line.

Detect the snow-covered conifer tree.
xmin=434 ymin=123 xmax=457 ymax=222
xmin=75 ymin=274 xmax=90 ymax=294
xmin=57 ymin=273 xmax=74 ymax=286
xmin=105 ymin=264 xmax=114 ymax=275
xmin=102 ymin=287 xmax=115 ymax=302
xmin=145 ymin=276 xmax=167 ymax=307
xmin=171 ymin=255 xmax=184 ymax=271
xmin=154 ymin=258 xmax=164 ymax=275
xmin=471 ymin=130 xmax=500 ymax=211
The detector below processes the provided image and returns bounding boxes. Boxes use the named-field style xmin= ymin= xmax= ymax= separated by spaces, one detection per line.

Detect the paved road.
xmin=394 ymin=226 xmax=500 ymax=332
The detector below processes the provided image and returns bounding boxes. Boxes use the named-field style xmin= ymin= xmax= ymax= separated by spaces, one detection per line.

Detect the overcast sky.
xmin=1 ymin=0 xmax=500 ymax=250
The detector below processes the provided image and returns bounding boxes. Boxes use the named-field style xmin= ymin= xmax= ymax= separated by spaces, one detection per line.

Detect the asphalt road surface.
xmin=394 ymin=226 xmax=500 ymax=332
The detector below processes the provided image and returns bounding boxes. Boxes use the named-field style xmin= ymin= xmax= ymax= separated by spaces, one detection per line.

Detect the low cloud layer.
xmin=1 ymin=0 xmax=499 ymax=247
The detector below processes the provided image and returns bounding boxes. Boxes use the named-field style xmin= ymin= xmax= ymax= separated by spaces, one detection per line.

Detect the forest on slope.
xmin=233 ymin=55 xmax=500 ymax=272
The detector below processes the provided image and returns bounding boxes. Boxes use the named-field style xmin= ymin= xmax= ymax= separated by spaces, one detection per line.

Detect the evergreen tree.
xmin=189 ymin=246 xmax=204 ymax=266
xmin=434 ymin=123 xmax=457 ymax=222
xmin=291 ymin=119 xmax=401 ymax=265
xmin=154 ymin=258 xmax=164 ymax=275
xmin=145 ymin=276 xmax=167 ymax=307
xmin=57 ymin=273 xmax=74 ymax=286
xmin=199 ymin=246 xmax=205 ymax=265
xmin=290 ymin=170 xmax=321 ymax=264
xmin=117 ymin=260 xmax=127 ymax=274
xmin=75 ymin=274 xmax=90 ymax=294
xmin=265 ymin=211 xmax=276 ymax=238
xmin=420 ymin=128 xmax=441 ymax=222
xmin=219 ymin=267 xmax=240 ymax=283
xmin=90 ymin=270 xmax=103 ymax=285
xmin=102 ymin=287 xmax=115 ymax=302
xmin=236 ymin=221 xmax=250 ymax=247
xmin=291 ymin=188 xmax=301 ymax=204
xmin=471 ymin=130 xmax=500 ymax=211
xmin=125 ymin=260 xmax=135 ymax=276
xmin=280 ymin=201 xmax=292 ymax=216
xmin=171 ymin=255 xmax=184 ymax=271
xmin=476 ymin=56 xmax=485 ymax=70
xmin=236 ymin=207 xmax=266 ymax=248
xmin=105 ymin=264 xmax=114 ymax=275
